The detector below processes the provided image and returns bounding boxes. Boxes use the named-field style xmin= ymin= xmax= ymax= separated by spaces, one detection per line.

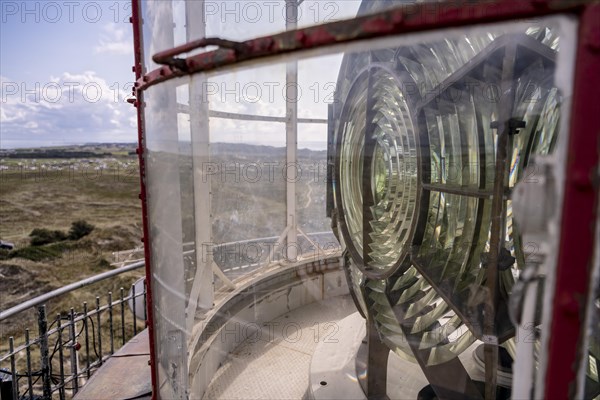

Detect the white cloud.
xmin=95 ymin=41 xmax=132 ymax=55
xmin=94 ymin=23 xmax=133 ymax=56
xmin=0 ymin=72 xmax=137 ymax=148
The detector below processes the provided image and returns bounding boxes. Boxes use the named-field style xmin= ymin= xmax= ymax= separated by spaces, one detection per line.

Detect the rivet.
xmin=572 ymin=170 xmax=592 ymax=190
xmin=559 ymin=294 xmax=579 ymax=315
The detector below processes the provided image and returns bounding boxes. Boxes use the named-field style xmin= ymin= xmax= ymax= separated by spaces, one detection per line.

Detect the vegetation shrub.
xmin=68 ymin=220 xmax=95 ymax=240
xmin=28 ymin=220 xmax=95 ymax=246
xmin=11 ymin=220 xmax=97 ymax=261
xmin=29 ymin=228 xmax=68 ymax=246
xmin=93 ymin=258 xmax=111 ymax=272
xmin=11 ymin=238 xmax=84 ymax=262
xmin=10 ymin=246 xmax=62 ymax=262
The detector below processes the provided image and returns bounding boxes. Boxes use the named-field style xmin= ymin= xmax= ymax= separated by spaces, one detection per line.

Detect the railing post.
xmin=37 ymin=305 xmax=51 ymax=399
xmin=25 ymin=329 xmax=33 ymax=399
xmin=120 ymin=287 xmax=125 ymax=346
xmin=56 ymin=314 xmax=66 ymax=400
xmin=96 ymin=297 xmax=103 ymax=367
xmin=69 ymin=308 xmax=79 ymax=395
xmin=108 ymin=292 xmax=115 ymax=354
xmin=83 ymin=302 xmax=90 ymax=379
xmin=9 ymin=337 xmax=18 ymax=400
xmin=132 ymin=284 xmax=137 ymax=335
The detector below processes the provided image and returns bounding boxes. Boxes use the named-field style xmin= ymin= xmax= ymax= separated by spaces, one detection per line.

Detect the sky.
xmin=1 ymin=0 xmax=137 ymax=148
xmin=0 ymin=0 xmax=363 ymax=150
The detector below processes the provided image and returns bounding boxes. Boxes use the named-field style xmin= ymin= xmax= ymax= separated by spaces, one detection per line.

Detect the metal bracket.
xmin=490 ymin=118 xmax=527 ymax=135
xmin=482 ymin=335 xmax=500 ymax=346
xmin=153 ymin=38 xmax=246 ymax=71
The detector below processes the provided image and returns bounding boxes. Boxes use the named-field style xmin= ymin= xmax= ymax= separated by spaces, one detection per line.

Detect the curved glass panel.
xmin=328 ymin=13 xmax=578 ymax=399
xmin=140 ymin=7 xmax=580 ymax=398
xmin=144 ymin=76 xmax=195 ymax=399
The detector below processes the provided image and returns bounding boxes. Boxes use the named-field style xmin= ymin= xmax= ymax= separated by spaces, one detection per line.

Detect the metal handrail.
xmin=1 ymin=289 xmax=148 ymax=400
xmin=0 ymin=232 xmax=340 ymax=399
xmin=0 ymin=261 xmax=145 ymax=321
xmin=1 ymin=232 xmax=338 ymax=321
xmin=1 ymin=230 xmax=340 ymax=322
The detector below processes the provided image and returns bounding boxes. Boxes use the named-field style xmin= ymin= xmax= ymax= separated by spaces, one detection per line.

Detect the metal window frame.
xmin=130 ymin=1 xmax=600 ymax=399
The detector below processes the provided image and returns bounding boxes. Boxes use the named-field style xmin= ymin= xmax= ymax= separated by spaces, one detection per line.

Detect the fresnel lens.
xmin=327 ymin=6 xmax=595 ymax=397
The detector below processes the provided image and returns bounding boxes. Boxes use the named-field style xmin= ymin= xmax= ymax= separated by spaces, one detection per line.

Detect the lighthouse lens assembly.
xmin=332 ymin=18 xmax=587 ymax=376
xmin=338 ymin=66 xmax=419 ymax=276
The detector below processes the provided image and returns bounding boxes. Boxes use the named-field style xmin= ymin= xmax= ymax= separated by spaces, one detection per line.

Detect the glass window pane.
xmin=141 ymin=13 xmax=578 ymax=400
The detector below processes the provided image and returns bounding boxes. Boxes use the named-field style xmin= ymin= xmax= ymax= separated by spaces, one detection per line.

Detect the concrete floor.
xmin=203 ymin=295 xmax=356 ymax=400
xmin=203 ymin=295 xmax=499 ymax=400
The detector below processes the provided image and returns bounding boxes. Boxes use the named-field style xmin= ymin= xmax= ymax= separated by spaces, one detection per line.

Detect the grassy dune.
xmin=0 ymin=147 xmax=145 ymax=358
xmin=0 ymin=142 xmax=331 ymax=374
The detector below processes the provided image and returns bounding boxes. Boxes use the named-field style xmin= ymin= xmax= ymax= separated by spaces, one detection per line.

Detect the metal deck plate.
xmin=204 ymin=295 xmax=356 ymax=400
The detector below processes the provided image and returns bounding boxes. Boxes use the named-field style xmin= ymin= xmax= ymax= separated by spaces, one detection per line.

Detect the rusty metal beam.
xmin=129 ymin=0 xmax=158 ymax=399
xmin=136 ymin=0 xmax=592 ymax=93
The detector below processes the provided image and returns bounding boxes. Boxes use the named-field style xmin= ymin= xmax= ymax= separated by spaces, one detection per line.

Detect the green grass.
xmin=0 ymin=143 xmax=331 ymax=364
xmin=8 ymin=245 xmax=63 ymax=262
xmin=0 ymin=151 xmax=144 ymax=356
xmin=0 ymin=166 xmax=140 ymax=241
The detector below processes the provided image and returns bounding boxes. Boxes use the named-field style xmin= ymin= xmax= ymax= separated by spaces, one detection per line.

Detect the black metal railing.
xmin=1 ymin=268 xmax=146 ymax=400
xmin=0 ymin=232 xmax=341 ymax=400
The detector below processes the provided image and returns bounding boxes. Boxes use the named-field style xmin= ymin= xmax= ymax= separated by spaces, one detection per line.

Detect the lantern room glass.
xmin=139 ymin=2 xmax=590 ymax=398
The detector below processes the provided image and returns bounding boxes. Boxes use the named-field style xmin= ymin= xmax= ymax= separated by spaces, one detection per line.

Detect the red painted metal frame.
xmin=132 ymin=0 xmax=600 ymax=399
xmin=545 ymin=3 xmax=600 ymax=399
xmin=134 ymin=0 xmax=593 ymax=92
xmin=130 ymin=0 xmax=159 ymax=397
